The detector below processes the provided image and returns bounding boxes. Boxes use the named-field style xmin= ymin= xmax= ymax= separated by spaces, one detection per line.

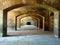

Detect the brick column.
xmin=15 ymin=17 xmax=17 ymax=30
xmin=54 ymin=11 xmax=59 ymax=38
xmin=3 ymin=10 xmax=7 ymax=37
xmin=59 ymin=11 xmax=60 ymax=38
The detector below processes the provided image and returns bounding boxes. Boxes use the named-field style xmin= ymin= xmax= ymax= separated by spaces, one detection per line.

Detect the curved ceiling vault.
xmin=7 ymin=3 xmax=58 ymax=20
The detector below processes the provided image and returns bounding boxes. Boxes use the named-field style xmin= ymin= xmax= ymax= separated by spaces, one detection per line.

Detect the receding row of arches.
xmin=15 ymin=12 xmax=44 ymax=30
xmin=3 ymin=3 xmax=59 ymax=37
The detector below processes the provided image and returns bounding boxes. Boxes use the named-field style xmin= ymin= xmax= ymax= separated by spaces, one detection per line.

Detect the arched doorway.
xmin=16 ymin=13 xmax=44 ymax=30
xmin=17 ymin=15 xmax=44 ymax=30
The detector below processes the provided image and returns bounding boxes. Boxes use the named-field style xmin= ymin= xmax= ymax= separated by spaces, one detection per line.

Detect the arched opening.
xmin=19 ymin=17 xmax=39 ymax=30
xmin=16 ymin=16 xmax=44 ymax=30
xmin=18 ymin=16 xmax=39 ymax=29
xmin=18 ymin=16 xmax=39 ymax=28
xmin=16 ymin=14 xmax=44 ymax=31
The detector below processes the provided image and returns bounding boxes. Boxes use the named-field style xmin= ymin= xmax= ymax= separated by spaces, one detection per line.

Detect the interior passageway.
xmin=0 ymin=0 xmax=60 ymax=45
xmin=1 ymin=0 xmax=59 ymax=38
xmin=6 ymin=3 xmax=58 ymax=36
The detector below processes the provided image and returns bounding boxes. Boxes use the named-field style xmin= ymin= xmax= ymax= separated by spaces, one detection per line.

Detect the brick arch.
xmin=3 ymin=3 xmax=29 ymax=37
xmin=19 ymin=16 xmax=39 ymax=28
xmin=17 ymin=15 xmax=41 ymax=30
xmin=4 ymin=3 xmax=29 ymax=11
xmin=15 ymin=13 xmax=44 ymax=30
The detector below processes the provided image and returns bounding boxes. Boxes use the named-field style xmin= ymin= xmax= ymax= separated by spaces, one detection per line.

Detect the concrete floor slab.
xmin=0 ymin=35 xmax=60 ymax=45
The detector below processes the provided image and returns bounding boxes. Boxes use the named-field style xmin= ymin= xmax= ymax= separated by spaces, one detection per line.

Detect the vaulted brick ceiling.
xmin=0 ymin=0 xmax=60 ymax=10
xmin=0 ymin=0 xmax=36 ymax=10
